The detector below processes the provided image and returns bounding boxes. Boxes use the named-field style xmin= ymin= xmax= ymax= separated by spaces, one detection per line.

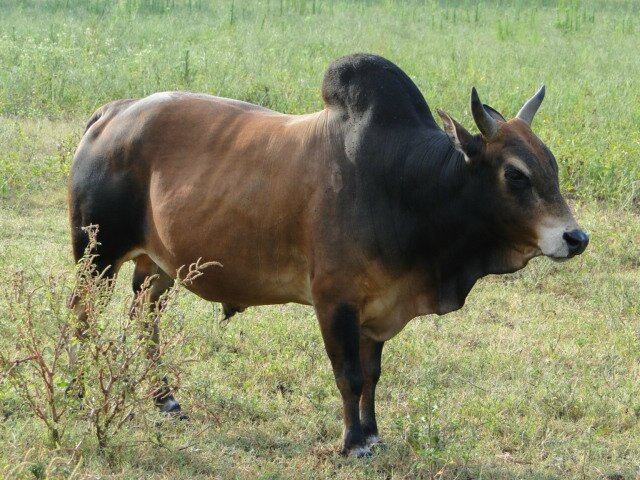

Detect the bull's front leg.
xmin=359 ymin=334 xmax=384 ymax=447
xmin=315 ymin=302 xmax=370 ymax=457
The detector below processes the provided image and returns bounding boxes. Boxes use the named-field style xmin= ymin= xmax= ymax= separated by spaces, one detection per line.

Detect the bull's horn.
xmin=516 ymin=85 xmax=545 ymax=126
xmin=470 ymin=87 xmax=497 ymax=140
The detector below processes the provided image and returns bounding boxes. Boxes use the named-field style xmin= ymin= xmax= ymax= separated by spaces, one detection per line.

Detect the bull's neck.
xmin=388 ymin=131 xmax=508 ymax=314
xmin=337 ymin=119 xmax=511 ymax=314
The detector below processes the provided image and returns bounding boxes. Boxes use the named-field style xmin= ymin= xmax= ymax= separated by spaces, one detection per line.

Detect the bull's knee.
xmin=338 ymin=364 xmax=364 ymax=398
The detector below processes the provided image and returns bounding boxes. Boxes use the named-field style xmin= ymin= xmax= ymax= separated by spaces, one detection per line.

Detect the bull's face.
xmin=437 ymin=87 xmax=589 ymax=270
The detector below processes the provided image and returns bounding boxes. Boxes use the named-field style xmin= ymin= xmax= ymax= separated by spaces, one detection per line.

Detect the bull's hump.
xmin=321 ymin=53 xmax=435 ymax=127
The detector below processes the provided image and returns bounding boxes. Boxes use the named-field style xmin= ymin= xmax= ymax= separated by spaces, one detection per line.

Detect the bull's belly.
xmin=142 ymin=239 xmax=313 ymax=307
xmin=188 ymin=264 xmax=314 ymax=306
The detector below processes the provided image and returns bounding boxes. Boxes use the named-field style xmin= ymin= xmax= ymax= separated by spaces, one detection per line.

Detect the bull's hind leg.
xmin=67 ymin=225 xmax=125 ymax=394
xmin=129 ymin=254 xmax=183 ymax=415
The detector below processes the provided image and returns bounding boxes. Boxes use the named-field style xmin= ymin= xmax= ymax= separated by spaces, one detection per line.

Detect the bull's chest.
xmin=357 ymin=272 xmax=437 ymax=342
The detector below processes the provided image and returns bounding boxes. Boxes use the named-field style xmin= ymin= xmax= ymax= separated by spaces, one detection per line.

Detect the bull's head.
xmin=437 ymin=87 xmax=589 ymax=269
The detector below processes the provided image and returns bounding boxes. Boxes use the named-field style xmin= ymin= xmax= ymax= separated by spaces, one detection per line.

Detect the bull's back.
xmin=70 ymin=92 xmax=333 ymax=305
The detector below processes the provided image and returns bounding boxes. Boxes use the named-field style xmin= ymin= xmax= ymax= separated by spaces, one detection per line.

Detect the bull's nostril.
xmin=564 ymin=234 xmax=580 ymax=247
xmin=563 ymin=229 xmax=589 ymax=256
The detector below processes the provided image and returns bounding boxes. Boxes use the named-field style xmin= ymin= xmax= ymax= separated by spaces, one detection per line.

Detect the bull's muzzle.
xmin=562 ymin=229 xmax=589 ymax=257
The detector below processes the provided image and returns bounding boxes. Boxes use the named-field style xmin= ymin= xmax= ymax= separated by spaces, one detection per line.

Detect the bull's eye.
xmin=504 ymin=166 xmax=531 ymax=189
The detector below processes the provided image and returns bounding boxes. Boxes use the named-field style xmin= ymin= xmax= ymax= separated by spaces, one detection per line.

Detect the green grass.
xmin=1 ymin=0 xmax=639 ymax=205
xmin=1 ymin=0 xmax=639 ymax=478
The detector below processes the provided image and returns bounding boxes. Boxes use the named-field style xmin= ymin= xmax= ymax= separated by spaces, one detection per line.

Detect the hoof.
xmin=345 ymin=445 xmax=372 ymax=458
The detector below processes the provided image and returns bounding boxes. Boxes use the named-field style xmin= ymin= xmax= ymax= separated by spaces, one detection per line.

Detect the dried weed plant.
xmin=1 ymin=224 xmax=219 ymax=452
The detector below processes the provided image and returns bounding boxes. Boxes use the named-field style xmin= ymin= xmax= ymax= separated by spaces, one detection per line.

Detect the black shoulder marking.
xmin=321 ymin=53 xmax=435 ymax=127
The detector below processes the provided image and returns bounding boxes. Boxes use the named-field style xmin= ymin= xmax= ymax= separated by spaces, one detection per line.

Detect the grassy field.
xmin=1 ymin=0 xmax=639 ymax=478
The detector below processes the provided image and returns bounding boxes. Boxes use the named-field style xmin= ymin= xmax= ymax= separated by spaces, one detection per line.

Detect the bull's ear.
xmin=437 ymin=109 xmax=480 ymax=163
xmin=483 ymin=104 xmax=506 ymax=122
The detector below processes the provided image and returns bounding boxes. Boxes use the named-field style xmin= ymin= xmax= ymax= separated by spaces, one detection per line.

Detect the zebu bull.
xmin=68 ymin=54 xmax=588 ymax=457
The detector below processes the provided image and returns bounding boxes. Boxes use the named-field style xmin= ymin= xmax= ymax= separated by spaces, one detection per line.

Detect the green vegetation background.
xmin=0 ymin=1 xmax=639 ymax=479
